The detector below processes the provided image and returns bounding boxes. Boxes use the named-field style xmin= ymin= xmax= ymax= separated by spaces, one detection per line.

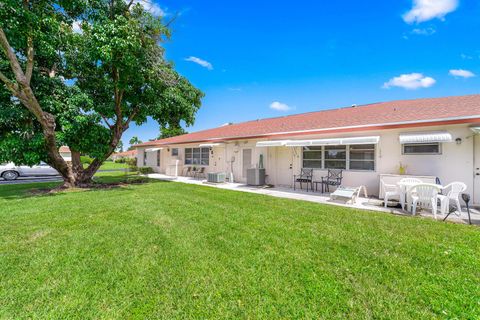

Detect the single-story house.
xmin=111 ymin=149 xmax=138 ymax=161
xmin=134 ymin=94 xmax=480 ymax=204
xmin=59 ymin=146 xmax=72 ymax=162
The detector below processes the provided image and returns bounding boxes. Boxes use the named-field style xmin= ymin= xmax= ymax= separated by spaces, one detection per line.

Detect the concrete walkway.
xmin=147 ymin=174 xmax=480 ymax=225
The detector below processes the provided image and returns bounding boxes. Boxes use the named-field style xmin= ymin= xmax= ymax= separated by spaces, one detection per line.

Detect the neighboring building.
xmin=134 ymin=94 xmax=480 ymax=203
xmin=111 ymin=149 xmax=137 ymax=161
xmin=59 ymin=146 xmax=72 ymax=162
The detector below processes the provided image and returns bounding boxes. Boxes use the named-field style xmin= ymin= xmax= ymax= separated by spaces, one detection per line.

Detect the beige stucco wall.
xmin=136 ymin=123 xmax=479 ymax=201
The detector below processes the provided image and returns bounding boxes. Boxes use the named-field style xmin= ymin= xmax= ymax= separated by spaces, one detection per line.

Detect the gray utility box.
xmin=246 ymin=168 xmax=266 ymax=186
xmin=207 ymin=172 xmax=226 ymax=183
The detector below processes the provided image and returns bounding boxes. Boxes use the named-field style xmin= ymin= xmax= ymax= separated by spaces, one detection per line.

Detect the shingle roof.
xmin=59 ymin=146 xmax=71 ymax=153
xmin=135 ymin=94 xmax=480 ymax=147
xmin=113 ymin=150 xmax=137 ymax=157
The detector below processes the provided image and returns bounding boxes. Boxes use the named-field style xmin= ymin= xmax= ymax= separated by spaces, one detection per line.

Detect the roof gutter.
xmin=133 ymin=115 xmax=480 ymax=147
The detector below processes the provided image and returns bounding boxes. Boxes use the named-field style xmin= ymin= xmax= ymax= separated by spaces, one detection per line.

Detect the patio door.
xmin=213 ymin=147 xmax=226 ymax=172
xmin=275 ymin=147 xmax=293 ymax=187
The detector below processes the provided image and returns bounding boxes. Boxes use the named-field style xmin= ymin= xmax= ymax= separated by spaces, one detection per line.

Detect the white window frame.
xmin=402 ymin=143 xmax=442 ymax=155
xmin=184 ymin=147 xmax=210 ymax=166
xmin=301 ymin=144 xmax=376 ymax=172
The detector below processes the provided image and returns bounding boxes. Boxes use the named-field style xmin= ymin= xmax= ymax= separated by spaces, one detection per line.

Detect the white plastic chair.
xmin=398 ymin=178 xmax=422 ymax=210
xmin=438 ymin=182 xmax=467 ymax=215
xmin=382 ymin=181 xmax=402 ymax=208
xmin=409 ymin=183 xmax=442 ymax=219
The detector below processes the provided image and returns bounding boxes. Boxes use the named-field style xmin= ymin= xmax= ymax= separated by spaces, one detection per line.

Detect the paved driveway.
xmin=0 ymin=169 xmax=128 ymax=185
xmin=0 ymin=176 xmax=63 ymax=185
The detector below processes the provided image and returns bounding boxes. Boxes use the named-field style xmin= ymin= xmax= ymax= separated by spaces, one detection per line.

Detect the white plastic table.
xmin=398 ymin=181 xmax=442 ymax=212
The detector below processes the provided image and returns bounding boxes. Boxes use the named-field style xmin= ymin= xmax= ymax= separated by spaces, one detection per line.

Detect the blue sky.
xmin=124 ymin=0 xmax=480 ymax=147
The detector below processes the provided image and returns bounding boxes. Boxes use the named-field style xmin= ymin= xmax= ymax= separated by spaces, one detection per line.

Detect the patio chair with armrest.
xmin=382 ymin=180 xmax=402 ymax=209
xmin=294 ymin=168 xmax=313 ymax=191
xmin=183 ymin=166 xmax=192 ymax=177
xmin=409 ymin=183 xmax=442 ymax=219
xmin=438 ymin=182 xmax=467 ymax=215
xmin=194 ymin=167 xmax=206 ymax=180
xmin=320 ymin=169 xmax=343 ymax=193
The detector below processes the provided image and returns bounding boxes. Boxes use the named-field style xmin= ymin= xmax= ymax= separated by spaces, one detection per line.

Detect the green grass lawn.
xmin=83 ymin=161 xmax=129 ymax=170
xmin=0 ymin=178 xmax=479 ymax=319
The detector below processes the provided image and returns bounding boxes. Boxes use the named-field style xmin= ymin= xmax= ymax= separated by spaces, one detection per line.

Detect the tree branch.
xmin=0 ymin=28 xmax=73 ymax=185
xmin=25 ymin=36 xmax=34 ymax=85
xmin=99 ymin=112 xmax=114 ymax=129
xmin=165 ymin=11 xmax=180 ymax=28
xmin=0 ymin=71 xmax=19 ymax=93
xmin=123 ymin=106 xmax=140 ymax=131
xmin=126 ymin=0 xmax=135 ymax=11
xmin=0 ymin=28 xmax=28 ymax=87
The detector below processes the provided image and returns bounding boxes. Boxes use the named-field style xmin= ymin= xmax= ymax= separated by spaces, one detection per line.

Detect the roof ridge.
xmin=134 ymin=93 xmax=480 ymax=147
xmin=180 ymin=93 xmax=480 ymax=131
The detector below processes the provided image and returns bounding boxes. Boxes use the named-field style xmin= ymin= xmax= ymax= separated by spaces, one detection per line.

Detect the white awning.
xmin=256 ymin=140 xmax=288 ymax=147
xmin=286 ymin=136 xmax=379 ymax=146
xmin=257 ymin=136 xmax=380 ymax=147
xmin=399 ymin=131 xmax=453 ymax=144
xmin=284 ymin=140 xmax=313 ymax=147
xmin=146 ymin=147 xmax=163 ymax=152
xmin=199 ymin=143 xmax=225 ymax=147
xmin=338 ymin=136 xmax=380 ymax=145
xmin=310 ymin=138 xmax=342 ymax=146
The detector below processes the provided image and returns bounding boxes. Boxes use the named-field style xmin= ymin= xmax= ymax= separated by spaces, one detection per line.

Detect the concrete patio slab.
xmin=146 ymin=174 xmax=480 ymax=225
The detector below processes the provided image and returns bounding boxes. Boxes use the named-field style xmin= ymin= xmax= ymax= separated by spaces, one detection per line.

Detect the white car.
xmin=0 ymin=162 xmax=59 ymax=180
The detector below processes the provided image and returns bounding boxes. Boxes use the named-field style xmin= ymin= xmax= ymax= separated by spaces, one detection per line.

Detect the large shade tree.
xmin=0 ymin=0 xmax=203 ymax=187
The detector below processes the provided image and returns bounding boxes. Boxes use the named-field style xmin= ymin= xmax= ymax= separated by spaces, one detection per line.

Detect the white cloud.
xmin=130 ymin=0 xmax=165 ymax=16
xmin=383 ymin=73 xmax=436 ymax=90
xmin=72 ymin=20 xmax=83 ymax=34
xmin=185 ymin=56 xmax=213 ymax=70
xmin=269 ymin=101 xmax=292 ymax=111
xmin=403 ymin=0 xmax=458 ymax=24
xmin=449 ymin=69 xmax=476 ymax=78
xmin=411 ymin=27 xmax=436 ymax=35
xmin=460 ymin=53 xmax=473 ymax=60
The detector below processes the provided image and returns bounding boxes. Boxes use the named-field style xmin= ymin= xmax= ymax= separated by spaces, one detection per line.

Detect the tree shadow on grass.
xmin=0 ymin=177 xmax=166 ymax=201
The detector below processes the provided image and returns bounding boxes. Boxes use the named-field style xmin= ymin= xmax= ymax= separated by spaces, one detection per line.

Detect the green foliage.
xmin=138 ymin=167 xmax=154 ymax=174
xmin=128 ymin=136 xmax=142 ymax=148
xmin=116 ymin=141 xmax=124 ymax=153
xmin=114 ymin=158 xmax=126 ymax=163
xmin=0 ymin=0 xmax=203 ymax=171
xmin=80 ymin=156 xmax=93 ymax=165
xmin=125 ymin=157 xmax=137 ymax=167
xmin=157 ymin=124 xmax=187 ymax=139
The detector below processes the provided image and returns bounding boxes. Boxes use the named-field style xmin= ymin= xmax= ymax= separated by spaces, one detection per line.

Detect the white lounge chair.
xmin=330 ymin=186 xmax=368 ymax=204
xmin=438 ymin=182 xmax=467 ymax=215
xmin=409 ymin=183 xmax=442 ymax=219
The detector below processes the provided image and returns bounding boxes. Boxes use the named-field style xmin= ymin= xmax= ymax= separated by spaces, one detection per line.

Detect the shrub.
xmin=139 ymin=167 xmax=154 ymax=174
xmin=125 ymin=158 xmax=137 ymax=168
xmin=114 ymin=158 xmax=126 ymax=163
xmin=80 ymin=156 xmax=93 ymax=165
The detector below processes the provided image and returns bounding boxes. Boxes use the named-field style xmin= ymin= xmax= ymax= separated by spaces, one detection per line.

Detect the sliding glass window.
xmin=184 ymin=148 xmax=210 ymax=166
xmin=302 ymin=144 xmax=375 ymax=171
